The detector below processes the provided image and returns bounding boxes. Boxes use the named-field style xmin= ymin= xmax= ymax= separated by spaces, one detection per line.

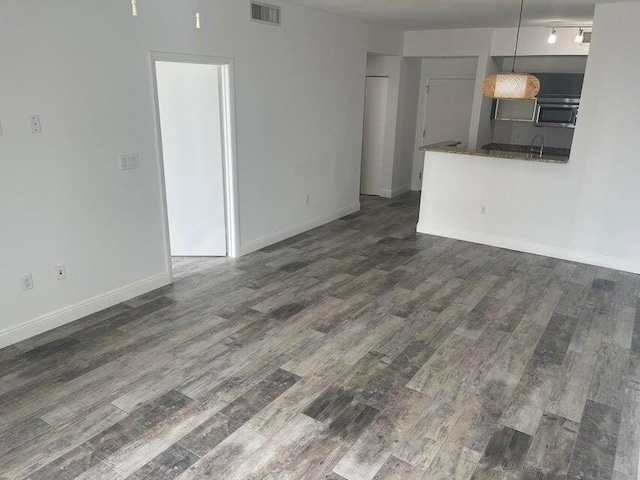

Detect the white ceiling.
xmin=282 ymin=0 xmax=635 ymax=30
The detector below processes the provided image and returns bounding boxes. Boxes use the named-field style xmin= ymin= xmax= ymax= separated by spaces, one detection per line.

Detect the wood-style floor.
xmin=1 ymin=193 xmax=638 ymax=480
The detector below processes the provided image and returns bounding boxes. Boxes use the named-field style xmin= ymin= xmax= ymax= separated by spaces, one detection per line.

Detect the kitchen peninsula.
xmin=416 ymin=140 xmax=579 ymax=264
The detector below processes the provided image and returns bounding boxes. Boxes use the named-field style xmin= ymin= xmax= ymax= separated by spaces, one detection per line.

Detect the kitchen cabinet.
xmin=535 ymin=73 xmax=584 ymax=97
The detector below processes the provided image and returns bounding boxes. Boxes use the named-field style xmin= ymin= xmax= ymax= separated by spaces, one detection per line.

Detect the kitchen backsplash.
xmin=491 ymin=121 xmax=575 ymax=149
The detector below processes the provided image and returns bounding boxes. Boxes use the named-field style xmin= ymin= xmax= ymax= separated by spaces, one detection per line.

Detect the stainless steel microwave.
xmin=535 ymin=97 xmax=579 ymax=128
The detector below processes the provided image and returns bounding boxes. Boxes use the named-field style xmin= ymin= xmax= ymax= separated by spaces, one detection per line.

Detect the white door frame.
xmin=149 ymin=51 xmax=241 ymax=280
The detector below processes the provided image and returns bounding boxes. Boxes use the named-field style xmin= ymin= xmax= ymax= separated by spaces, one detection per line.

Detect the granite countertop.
xmin=419 ymin=141 xmax=570 ymax=164
xmin=481 ymin=143 xmax=571 ymax=157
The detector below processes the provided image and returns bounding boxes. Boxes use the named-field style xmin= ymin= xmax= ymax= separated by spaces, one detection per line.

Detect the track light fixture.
xmin=545 ymin=26 xmax=591 ymax=45
xmin=131 ymin=0 xmax=138 ymax=16
xmin=195 ymin=0 xmax=201 ymax=29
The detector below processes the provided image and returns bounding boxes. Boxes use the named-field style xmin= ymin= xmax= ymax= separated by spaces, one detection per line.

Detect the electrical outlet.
xmin=120 ymin=154 xmax=140 ymax=170
xmin=55 ymin=264 xmax=67 ymax=280
xmin=480 ymin=205 xmax=488 ymax=216
xmin=29 ymin=115 xmax=42 ymax=134
xmin=21 ymin=274 xmax=34 ymax=291
xmin=304 ymin=194 xmax=310 ymax=205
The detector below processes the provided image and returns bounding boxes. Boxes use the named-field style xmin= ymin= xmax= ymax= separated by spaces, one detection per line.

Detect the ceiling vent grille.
xmin=583 ymin=31 xmax=592 ymax=44
xmin=251 ymin=1 xmax=281 ymax=26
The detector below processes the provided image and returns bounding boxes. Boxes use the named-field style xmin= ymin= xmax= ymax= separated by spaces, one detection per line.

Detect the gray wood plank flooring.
xmin=0 ymin=192 xmax=638 ymax=480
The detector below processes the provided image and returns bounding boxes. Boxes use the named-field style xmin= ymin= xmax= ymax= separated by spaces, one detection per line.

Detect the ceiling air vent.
xmin=583 ymin=31 xmax=592 ymax=44
xmin=251 ymin=1 xmax=281 ymax=26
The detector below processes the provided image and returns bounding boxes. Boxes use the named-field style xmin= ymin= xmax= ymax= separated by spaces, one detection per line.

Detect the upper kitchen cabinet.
xmin=535 ymin=73 xmax=584 ymax=97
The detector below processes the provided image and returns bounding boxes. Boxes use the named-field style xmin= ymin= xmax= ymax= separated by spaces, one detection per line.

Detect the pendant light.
xmin=482 ymin=0 xmax=540 ymax=99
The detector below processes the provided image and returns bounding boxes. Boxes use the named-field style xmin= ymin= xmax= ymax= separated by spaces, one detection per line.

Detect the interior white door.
xmin=156 ymin=61 xmax=227 ymax=256
xmin=361 ymin=76 xmax=389 ymax=196
xmin=423 ymin=78 xmax=476 ymax=147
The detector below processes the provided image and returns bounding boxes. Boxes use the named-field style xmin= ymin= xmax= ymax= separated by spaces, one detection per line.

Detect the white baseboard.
xmin=380 ymin=185 xmax=411 ymax=198
xmin=0 ymin=272 xmax=172 ymax=349
xmin=417 ymin=223 xmax=640 ymax=275
xmin=391 ymin=184 xmax=411 ymax=197
xmin=239 ymin=203 xmax=361 ymax=256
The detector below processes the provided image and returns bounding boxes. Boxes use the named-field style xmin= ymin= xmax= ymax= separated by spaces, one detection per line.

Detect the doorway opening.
xmin=151 ymin=53 xmax=240 ymax=278
xmin=422 ymin=76 xmax=476 ymax=149
xmin=361 ymin=76 xmax=389 ymax=196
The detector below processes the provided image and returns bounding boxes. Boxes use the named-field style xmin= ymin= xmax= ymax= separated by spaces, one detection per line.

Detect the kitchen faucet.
xmin=531 ymin=133 xmax=545 ymax=157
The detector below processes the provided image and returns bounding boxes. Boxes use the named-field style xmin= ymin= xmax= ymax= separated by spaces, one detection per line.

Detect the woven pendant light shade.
xmin=482 ymin=73 xmax=540 ymax=100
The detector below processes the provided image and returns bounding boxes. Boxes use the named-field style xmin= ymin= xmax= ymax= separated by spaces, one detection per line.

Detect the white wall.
xmin=405 ymin=28 xmax=590 ymax=65
xmin=498 ymin=56 xmax=588 ymax=73
xmin=0 ymin=0 xmax=403 ymax=347
xmin=404 ymin=28 xmax=494 ymax=58
xmin=491 ymin=27 xmax=591 ymax=57
xmin=392 ymin=58 xmax=422 ymax=195
xmin=418 ymin=2 xmax=640 ymax=274
xmin=365 ymin=54 xmax=421 ymax=197
xmin=470 ymin=54 xmax=500 ymax=149
xmin=156 ymin=62 xmax=226 ymax=257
